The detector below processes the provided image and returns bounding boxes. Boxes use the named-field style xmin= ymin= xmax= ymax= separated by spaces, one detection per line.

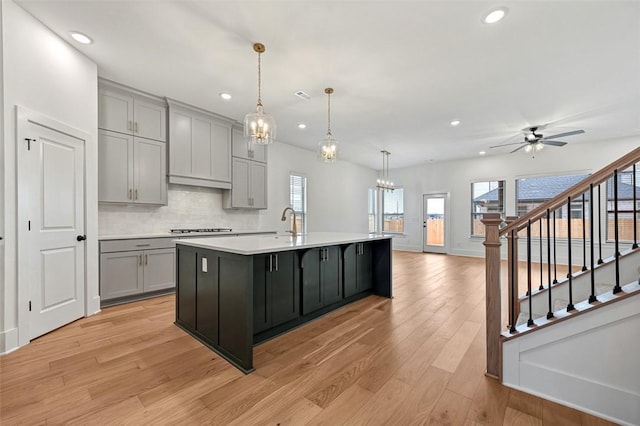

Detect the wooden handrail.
xmin=500 ymin=146 xmax=640 ymax=236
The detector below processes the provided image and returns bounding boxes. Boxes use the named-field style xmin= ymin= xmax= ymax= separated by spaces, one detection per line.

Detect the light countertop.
xmin=175 ymin=232 xmax=393 ymax=255
xmin=99 ymin=230 xmax=276 ymax=241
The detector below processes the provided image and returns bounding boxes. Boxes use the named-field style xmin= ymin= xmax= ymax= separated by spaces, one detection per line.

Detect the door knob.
xmin=76 ymin=235 xmax=87 ymax=241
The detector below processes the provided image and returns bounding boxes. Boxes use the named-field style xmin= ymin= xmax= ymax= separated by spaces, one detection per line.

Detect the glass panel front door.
xmin=423 ymin=194 xmax=447 ymax=253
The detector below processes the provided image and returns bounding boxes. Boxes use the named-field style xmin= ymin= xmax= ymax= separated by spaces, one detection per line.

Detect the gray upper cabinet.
xmin=167 ymin=99 xmax=232 ymax=189
xmin=223 ymin=157 xmax=267 ymax=209
xmin=99 ymin=82 xmax=167 ymax=142
xmin=99 ymin=129 xmax=167 ymax=205
xmin=232 ymin=126 xmax=267 ymax=163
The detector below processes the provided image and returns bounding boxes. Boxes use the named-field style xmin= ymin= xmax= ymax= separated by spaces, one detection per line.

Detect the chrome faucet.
xmin=281 ymin=207 xmax=297 ymax=238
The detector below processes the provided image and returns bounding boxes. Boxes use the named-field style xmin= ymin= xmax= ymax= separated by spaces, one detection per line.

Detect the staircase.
xmin=482 ymin=146 xmax=640 ymax=425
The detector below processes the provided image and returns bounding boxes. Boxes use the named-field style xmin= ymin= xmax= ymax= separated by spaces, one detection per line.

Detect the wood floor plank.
xmin=0 ymin=252 xmax=617 ymax=425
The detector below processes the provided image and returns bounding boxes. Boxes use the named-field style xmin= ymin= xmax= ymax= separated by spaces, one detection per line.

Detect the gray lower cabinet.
xmin=223 ymin=157 xmax=267 ymax=209
xmin=301 ymin=246 xmax=342 ymax=315
xmin=98 ymin=129 xmax=167 ymax=205
xmin=100 ymin=238 xmax=175 ymax=303
xmin=167 ymin=99 xmax=232 ymax=189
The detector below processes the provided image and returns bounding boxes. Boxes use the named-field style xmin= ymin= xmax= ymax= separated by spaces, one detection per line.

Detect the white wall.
xmin=1 ymin=0 xmax=99 ymax=352
xmin=391 ymin=136 xmax=640 ymax=256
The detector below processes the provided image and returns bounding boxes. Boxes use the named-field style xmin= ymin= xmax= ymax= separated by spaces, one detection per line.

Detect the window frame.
xmin=289 ymin=173 xmax=307 ymax=235
xmin=383 ymin=187 xmax=404 ymax=234
xmin=470 ymin=180 xmax=506 ymax=237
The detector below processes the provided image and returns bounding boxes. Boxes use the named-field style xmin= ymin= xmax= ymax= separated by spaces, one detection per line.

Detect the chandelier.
xmin=376 ymin=150 xmax=394 ymax=191
xmin=318 ymin=87 xmax=338 ymax=162
xmin=244 ymin=43 xmax=276 ymax=145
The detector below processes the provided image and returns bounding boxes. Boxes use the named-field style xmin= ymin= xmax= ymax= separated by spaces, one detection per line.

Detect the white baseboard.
xmin=0 ymin=327 xmax=19 ymax=355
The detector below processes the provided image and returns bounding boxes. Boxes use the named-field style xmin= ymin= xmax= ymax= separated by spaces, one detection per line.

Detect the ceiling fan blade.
xmin=510 ymin=145 xmax=527 ymax=153
xmin=542 ymin=129 xmax=585 ymax=140
xmin=490 ymin=141 xmax=525 ymax=149
xmin=542 ymin=140 xmax=568 ymax=147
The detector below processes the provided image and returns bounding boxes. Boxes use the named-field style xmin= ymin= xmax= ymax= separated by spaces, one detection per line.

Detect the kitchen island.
xmin=174 ymin=232 xmax=392 ymax=373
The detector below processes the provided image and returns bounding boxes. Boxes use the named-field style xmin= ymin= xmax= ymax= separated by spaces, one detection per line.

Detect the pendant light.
xmin=318 ymin=87 xmax=338 ymax=162
xmin=244 ymin=43 xmax=276 ymax=145
xmin=376 ymin=150 xmax=394 ymax=191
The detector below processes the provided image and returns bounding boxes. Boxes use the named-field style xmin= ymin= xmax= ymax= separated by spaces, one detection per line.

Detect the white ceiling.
xmin=14 ymin=0 xmax=640 ymax=170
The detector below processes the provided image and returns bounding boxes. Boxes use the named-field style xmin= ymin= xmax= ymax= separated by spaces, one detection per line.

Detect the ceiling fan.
xmin=490 ymin=126 xmax=586 ymax=154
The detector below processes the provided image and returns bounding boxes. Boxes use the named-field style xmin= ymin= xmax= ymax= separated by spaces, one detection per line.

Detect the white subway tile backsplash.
xmin=99 ymin=185 xmax=261 ymax=235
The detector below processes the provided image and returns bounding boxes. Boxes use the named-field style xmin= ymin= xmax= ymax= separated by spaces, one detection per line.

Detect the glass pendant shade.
xmin=318 ymin=134 xmax=339 ymax=163
xmin=245 ymin=43 xmax=275 ymax=145
xmin=245 ymin=104 xmax=276 ymax=145
xmin=317 ymin=87 xmax=339 ymax=162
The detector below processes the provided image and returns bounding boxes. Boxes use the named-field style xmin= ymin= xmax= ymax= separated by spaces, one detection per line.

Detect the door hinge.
xmin=25 ymin=138 xmax=35 ymax=151
xmin=29 ymin=301 xmax=32 ymax=311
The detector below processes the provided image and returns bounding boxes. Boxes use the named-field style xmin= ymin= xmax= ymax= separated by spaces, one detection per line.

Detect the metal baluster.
xmin=510 ymin=229 xmax=517 ymax=333
xmin=589 ymin=183 xmax=597 ymax=303
xmin=597 ymin=184 xmax=604 ymax=264
xmin=546 ymin=209 xmax=554 ymax=319
xmin=633 ymin=164 xmax=638 ymax=249
xmin=539 ymin=218 xmax=544 ymax=290
xmin=567 ymin=197 xmax=575 ymax=311
xmin=581 ymin=193 xmax=587 ymax=271
xmin=527 ymin=220 xmax=534 ymax=326
xmin=553 ymin=210 xmax=558 ymax=284
xmin=613 ymin=170 xmax=622 ymax=294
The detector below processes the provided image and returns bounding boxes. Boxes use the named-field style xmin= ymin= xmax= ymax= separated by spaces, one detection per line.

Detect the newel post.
xmin=482 ymin=213 xmax=503 ymax=380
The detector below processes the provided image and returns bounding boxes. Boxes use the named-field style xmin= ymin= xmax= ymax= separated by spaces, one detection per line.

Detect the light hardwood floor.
xmin=0 ymin=251 xmax=616 ymax=425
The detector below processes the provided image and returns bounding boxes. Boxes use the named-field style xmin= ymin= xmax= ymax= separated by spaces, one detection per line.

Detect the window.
xmin=368 ymin=188 xmax=377 ymax=233
xmin=606 ymin=166 xmax=640 ymax=242
xmin=383 ymin=188 xmax=404 ymax=233
xmin=471 ymin=180 xmax=505 ymax=236
xmin=289 ymin=174 xmax=307 ymax=234
xmin=516 ymin=173 xmax=589 ymax=238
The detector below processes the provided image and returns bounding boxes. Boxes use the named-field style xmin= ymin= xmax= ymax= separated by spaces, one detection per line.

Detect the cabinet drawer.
xmin=100 ymin=237 xmax=175 ymax=253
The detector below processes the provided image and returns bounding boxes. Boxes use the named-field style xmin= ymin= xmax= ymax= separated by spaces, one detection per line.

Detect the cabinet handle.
xmin=145 ymin=254 xmax=148 ymax=265
xmin=128 ymin=120 xmax=133 ymax=131
xmin=136 ymin=243 xmax=150 ymax=247
xmin=135 ymin=189 xmax=138 ymax=200
xmin=129 ymin=189 xmax=133 ymax=200
xmin=325 ymin=248 xmax=329 ymax=262
xmin=274 ymin=254 xmax=278 ymax=272
xmin=249 ymin=149 xmax=254 ymax=159
xmin=139 ymin=254 xmax=142 ymax=266
xmin=134 ymin=122 xmax=139 ymax=133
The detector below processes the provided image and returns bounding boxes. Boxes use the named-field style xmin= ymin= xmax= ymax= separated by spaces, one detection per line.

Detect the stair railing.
xmin=482 ymin=146 xmax=640 ymax=380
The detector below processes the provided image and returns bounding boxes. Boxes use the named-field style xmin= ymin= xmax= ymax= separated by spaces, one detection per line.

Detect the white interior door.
xmin=423 ymin=193 xmax=448 ymax=254
xmin=19 ymin=120 xmax=86 ymax=339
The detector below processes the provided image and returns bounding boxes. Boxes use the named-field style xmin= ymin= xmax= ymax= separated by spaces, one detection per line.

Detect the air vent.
xmin=295 ymin=90 xmax=311 ymax=100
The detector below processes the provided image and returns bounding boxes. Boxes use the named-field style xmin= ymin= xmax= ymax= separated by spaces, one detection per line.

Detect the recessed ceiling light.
xmin=297 ymin=123 xmax=307 ymax=129
xmin=70 ymin=31 xmax=92 ymax=44
xmin=479 ymin=151 xmax=487 ymax=155
xmin=482 ymin=7 xmax=508 ymax=24
xmin=450 ymin=120 xmax=461 ymax=126
xmin=220 ymin=93 xmax=232 ymax=100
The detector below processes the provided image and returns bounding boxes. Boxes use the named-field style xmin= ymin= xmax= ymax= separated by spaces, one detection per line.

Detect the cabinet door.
xmin=98 ymin=130 xmax=134 ymax=203
xmin=231 ymin=157 xmax=251 ymax=208
xmin=177 ymin=247 xmax=197 ymax=330
xmin=100 ymin=251 xmax=143 ymax=300
xmin=134 ymin=99 xmax=167 ymax=142
xmin=211 ymin=121 xmax=231 ymax=184
xmin=169 ymin=110 xmax=193 ymax=177
xmin=250 ymin=161 xmax=268 ymax=209
xmin=143 ymin=248 xmax=175 ymax=292
xmin=271 ymin=251 xmax=299 ymax=327
xmin=253 ymin=254 xmax=271 ymax=334
xmin=343 ymin=244 xmax=358 ymax=298
xmin=301 ymin=249 xmax=322 ymax=315
xmin=322 ymin=246 xmax=342 ymax=306
xmin=196 ymin=251 xmax=219 ymax=343
xmin=134 ymin=138 xmax=167 ymax=205
xmin=99 ymin=88 xmax=133 ymax=134
xmin=358 ymin=243 xmax=373 ymax=292
xmin=232 ymin=127 xmax=266 ymax=162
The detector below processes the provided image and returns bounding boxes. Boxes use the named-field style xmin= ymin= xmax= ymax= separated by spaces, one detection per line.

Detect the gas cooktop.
xmin=170 ymin=228 xmax=233 ymax=234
